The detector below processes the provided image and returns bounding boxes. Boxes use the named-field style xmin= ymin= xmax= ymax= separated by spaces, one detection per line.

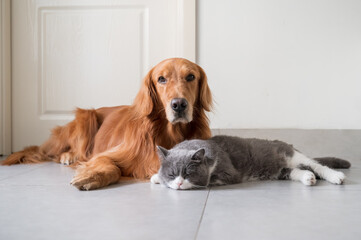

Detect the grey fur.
xmin=155 ymin=135 xmax=351 ymax=189
xmin=277 ymin=168 xmax=293 ymax=180
xmin=314 ymin=157 xmax=351 ymax=169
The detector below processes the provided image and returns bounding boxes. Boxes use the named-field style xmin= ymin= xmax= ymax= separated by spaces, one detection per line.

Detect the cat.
xmin=150 ymin=135 xmax=351 ymax=190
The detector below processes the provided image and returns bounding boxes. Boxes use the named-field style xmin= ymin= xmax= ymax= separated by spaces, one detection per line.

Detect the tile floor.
xmin=1 ymin=130 xmax=360 ymax=240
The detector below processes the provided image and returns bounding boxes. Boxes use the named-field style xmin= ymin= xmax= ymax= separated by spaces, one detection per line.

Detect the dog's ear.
xmin=134 ymin=68 xmax=158 ymax=116
xmin=197 ymin=65 xmax=213 ymax=112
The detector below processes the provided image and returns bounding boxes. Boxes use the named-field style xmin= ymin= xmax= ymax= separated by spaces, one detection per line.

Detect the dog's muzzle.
xmin=168 ymin=98 xmax=191 ymax=124
xmin=171 ymin=98 xmax=188 ymax=113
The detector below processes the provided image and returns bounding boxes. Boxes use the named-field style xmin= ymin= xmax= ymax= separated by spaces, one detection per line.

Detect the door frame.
xmin=175 ymin=0 xmax=196 ymax=62
xmin=0 ymin=0 xmax=11 ymax=155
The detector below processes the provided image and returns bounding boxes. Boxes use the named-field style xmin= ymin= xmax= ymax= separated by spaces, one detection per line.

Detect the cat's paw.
xmin=301 ymin=171 xmax=317 ymax=186
xmin=327 ymin=171 xmax=345 ymax=185
xmin=150 ymin=174 xmax=160 ymax=184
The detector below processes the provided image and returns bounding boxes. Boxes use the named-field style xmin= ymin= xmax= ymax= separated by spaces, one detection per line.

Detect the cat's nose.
xmin=177 ymin=181 xmax=183 ymax=187
xmin=171 ymin=98 xmax=188 ymax=113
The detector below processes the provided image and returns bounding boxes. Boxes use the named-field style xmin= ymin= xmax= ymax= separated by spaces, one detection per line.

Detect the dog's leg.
xmin=41 ymin=108 xmax=99 ymax=165
xmin=71 ymin=156 xmax=121 ymax=190
xmin=70 ymin=141 xmax=160 ymax=190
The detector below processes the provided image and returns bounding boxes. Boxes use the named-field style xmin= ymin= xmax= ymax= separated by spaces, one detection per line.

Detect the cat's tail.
xmin=314 ymin=157 xmax=351 ymax=169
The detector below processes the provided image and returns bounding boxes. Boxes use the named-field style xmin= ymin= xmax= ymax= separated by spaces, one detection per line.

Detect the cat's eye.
xmin=158 ymin=76 xmax=167 ymax=84
xmin=168 ymin=173 xmax=175 ymax=178
xmin=186 ymin=74 xmax=195 ymax=82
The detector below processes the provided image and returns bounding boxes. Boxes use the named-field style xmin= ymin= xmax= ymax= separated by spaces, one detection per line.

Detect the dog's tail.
xmin=314 ymin=157 xmax=351 ymax=169
xmin=1 ymin=146 xmax=49 ymax=165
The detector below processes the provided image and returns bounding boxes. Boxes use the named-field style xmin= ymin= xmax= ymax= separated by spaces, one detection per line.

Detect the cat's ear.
xmin=157 ymin=146 xmax=169 ymax=160
xmin=191 ymin=148 xmax=205 ymax=162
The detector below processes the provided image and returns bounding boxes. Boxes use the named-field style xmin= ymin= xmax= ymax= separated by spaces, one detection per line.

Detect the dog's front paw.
xmin=70 ymin=159 xmax=121 ymax=190
xmin=150 ymin=174 xmax=160 ymax=184
xmin=70 ymin=171 xmax=102 ymax=191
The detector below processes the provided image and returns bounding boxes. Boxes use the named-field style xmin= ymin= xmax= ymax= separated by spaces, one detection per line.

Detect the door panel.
xmin=39 ymin=6 xmax=146 ymax=116
xmin=12 ymin=0 xmax=195 ymax=151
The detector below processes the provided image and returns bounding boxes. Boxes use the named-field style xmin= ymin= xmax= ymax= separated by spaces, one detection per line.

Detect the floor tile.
xmin=0 ymin=162 xmax=75 ymax=186
xmin=197 ymin=188 xmax=361 ymax=240
xmin=0 ymin=157 xmax=51 ymax=181
xmin=1 ymin=130 xmax=361 ymax=240
xmin=0 ymin=183 xmax=208 ymax=240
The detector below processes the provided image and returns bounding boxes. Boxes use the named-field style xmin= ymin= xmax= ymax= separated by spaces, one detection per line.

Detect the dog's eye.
xmin=186 ymin=74 xmax=195 ymax=82
xmin=158 ymin=76 xmax=167 ymax=84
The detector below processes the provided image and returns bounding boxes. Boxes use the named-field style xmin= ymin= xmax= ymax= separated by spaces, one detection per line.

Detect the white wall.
xmin=198 ymin=0 xmax=361 ymax=129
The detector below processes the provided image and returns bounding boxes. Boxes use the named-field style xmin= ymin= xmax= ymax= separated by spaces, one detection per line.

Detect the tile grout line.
xmin=194 ymin=188 xmax=211 ymax=240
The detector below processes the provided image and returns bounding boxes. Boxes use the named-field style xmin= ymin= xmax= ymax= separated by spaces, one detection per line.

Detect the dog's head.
xmin=134 ymin=58 xmax=212 ymax=124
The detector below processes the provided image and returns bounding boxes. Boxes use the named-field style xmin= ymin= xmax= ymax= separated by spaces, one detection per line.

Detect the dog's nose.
xmin=171 ymin=98 xmax=188 ymax=113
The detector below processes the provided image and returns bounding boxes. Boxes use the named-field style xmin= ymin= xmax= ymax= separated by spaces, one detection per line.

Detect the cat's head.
xmin=156 ymin=146 xmax=210 ymax=190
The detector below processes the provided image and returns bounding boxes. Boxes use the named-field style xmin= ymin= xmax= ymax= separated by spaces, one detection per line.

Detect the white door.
xmin=11 ymin=0 xmax=195 ymax=151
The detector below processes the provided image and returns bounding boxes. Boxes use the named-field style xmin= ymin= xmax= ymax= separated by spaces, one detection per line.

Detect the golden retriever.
xmin=2 ymin=58 xmax=212 ymax=190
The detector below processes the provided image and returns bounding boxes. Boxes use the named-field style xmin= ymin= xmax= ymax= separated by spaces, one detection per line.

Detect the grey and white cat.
xmin=151 ymin=135 xmax=350 ymax=190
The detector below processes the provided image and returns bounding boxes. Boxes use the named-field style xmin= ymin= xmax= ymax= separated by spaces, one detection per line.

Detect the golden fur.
xmin=2 ymin=58 xmax=212 ymax=190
